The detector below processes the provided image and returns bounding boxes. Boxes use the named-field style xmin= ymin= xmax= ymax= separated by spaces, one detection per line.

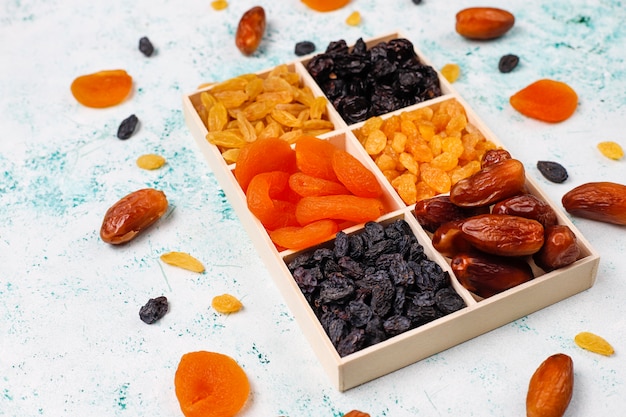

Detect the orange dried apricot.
xmin=332 ymin=149 xmax=383 ymax=198
xmin=295 ymin=135 xmax=338 ymax=181
xmin=288 ymin=172 xmax=349 ymax=197
xmin=246 ymin=171 xmax=299 ymax=230
xmin=296 ymin=195 xmax=384 ymax=225
xmin=269 ymin=219 xmax=338 ymax=250
xmin=301 ymin=0 xmax=350 ymax=12
xmin=70 ymin=69 xmax=133 ymax=108
xmin=234 ymin=137 xmax=297 ymax=192
xmin=510 ymin=79 xmax=578 ymax=123
xmin=174 ymin=351 xmax=249 ymax=417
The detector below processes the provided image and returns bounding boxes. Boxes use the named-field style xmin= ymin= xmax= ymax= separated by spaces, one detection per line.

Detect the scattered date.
xmin=139 ymin=296 xmax=169 ymax=324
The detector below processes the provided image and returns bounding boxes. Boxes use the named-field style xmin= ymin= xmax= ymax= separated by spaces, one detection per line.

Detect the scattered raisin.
xmin=139 ymin=36 xmax=154 ymax=57
xmin=117 ymin=114 xmax=139 ymax=139
xmin=412 ymin=0 xmax=423 ymax=4
xmin=498 ymin=54 xmax=519 ymax=73
xmin=537 ymin=160 xmax=568 ymax=183
xmin=139 ymin=296 xmax=169 ymax=324
xmin=295 ymin=40 xmax=316 ymax=56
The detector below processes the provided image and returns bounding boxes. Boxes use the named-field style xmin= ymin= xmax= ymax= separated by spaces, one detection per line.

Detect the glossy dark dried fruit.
xmin=235 ymin=6 xmax=266 ymax=55
xmin=537 ymin=160 xmax=568 ymax=183
xmin=138 ymin=36 xmax=154 ymax=57
xmin=481 ymin=148 xmax=512 ymax=168
xmin=498 ymin=54 xmax=519 ymax=73
xmin=412 ymin=0 xmax=422 ymax=4
xmin=533 ymin=225 xmax=580 ymax=272
xmin=139 ymin=296 xmax=169 ymax=324
xmin=562 ymin=181 xmax=626 ymax=225
xmin=492 ymin=194 xmax=557 ymax=228
xmin=413 ymin=195 xmax=487 ymax=233
xmin=451 ymin=252 xmax=534 ymax=298
xmin=117 ymin=114 xmax=139 ymax=140
xmin=455 ymin=7 xmax=515 ymax=40
xmin=295 ymin=40 xmax=316 ymax=56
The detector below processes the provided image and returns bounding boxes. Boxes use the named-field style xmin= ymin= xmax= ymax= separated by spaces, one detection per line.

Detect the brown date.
xmin=458 ymin=214 xmax=544 ymax=256
xmin=449 ymin=158 xmax=526 ymax=207
xmin=492 ymin=194 xmax=557 ymax=228
xmin=455 ymin=7 xmax=515 ymax=40
xmin=451 ymin=252 xmax=534 ymax=298
xmin=235 ymin=6 xmax=266 ymax=56
xmin=414 ymin=195 xmax=487 ymax=233
xmin=526 ymin=354 xmax=574 ymax=417
xmin=561 ymin=181 xmax=626 ymax=225
xmin=533 ymin=225 xmax=580 ymax=272
xmin=100 ymin=188 xmax=168 ymax=244
xmin=481 ymin=148 xmax=511 ymax=168
xmin=432 ymin=220 xmax=473 ymax=258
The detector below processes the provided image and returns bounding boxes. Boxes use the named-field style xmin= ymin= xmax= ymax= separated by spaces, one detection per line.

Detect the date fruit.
xmin=533 ymin=225 xmax=580 ymax=272
xmin=458 ymin=214 xmax=544 ymax=257
xmin=100 ymin=188 xmax=168 ymax=244
xmin=431 ymin=220 xmax=473 ymax=258
xmin=481 ymin=148 xmax=511 ymax=168
xmin=414 ymin=195 xmax=472 ymax=233
xmin=236 ymin=6 xmax=266 ymax=55
xmin=451 ymin=252 xmax=534 ymax=298
xmin=526 ymin=353 xmax=574 ymax=417
xmin=450 ymin=158 xmax=526 ymax=207
xmin=455 ymin=7 xmax=515 ymax=40
xmin=492 ymin=194 xmax=557 ymax=228
xmin=562 ymin=181 xmax=626 ymax=225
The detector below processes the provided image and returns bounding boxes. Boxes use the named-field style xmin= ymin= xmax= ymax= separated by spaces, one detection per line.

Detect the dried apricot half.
xmin=70 ymin=69 xmax=133 ymax=108
xmin=234 ymin=137 xmax=297 ymax=192
xmin=269 ymin=219 xmax=338 ymax=250
xmin=574 ymin=331 xmax=614 ymax=356
xmin=301 ymin=0 xmax=350 ymax=12
xmin=510 ymin=79 xmax=578 ymax=123
xmin=174 ymin=351 xmax=250 ymax=417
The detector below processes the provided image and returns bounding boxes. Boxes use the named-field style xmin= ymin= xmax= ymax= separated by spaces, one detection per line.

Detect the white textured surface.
xmin=1 ymin=0 xmax=625 ymax=416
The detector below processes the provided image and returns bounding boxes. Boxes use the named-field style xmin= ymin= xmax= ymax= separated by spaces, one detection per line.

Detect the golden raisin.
xmin=212 ymin=294 xmax=243 ymax=314
xmin=597 ymin=141 xmax=624 ymax=160
xmin=136 ymin=154 xmax=166 ymax=170
xmin=441 ymin=63 xmax=461 ymax=83
xmin=574 ymin=331 xmax=615 ymax=356
xmin=160 ymin=252 xmax=205 ymax=273
xmin=345 ymin=11 xmax=361 ymax=26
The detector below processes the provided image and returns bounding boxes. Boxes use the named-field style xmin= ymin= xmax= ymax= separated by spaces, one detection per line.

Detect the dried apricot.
xmin=295 ymin=135 xmax=338 ymax=181
xmin=174 ymin=351 xmax=249 ymax=417
xmin=234 ymin=137 xmax=297 ymax=192
xmin=510 ymin=79 xmax=578 ymax=123
xmin=296 ymin=195 xmax=384 ymax=225
xmin=212 ymin=294 xmax=243 ymax=314
xmin=71 ymin=69 xmax=133 ymax=108
xmin=301 ymin=0 xmax=350 ymax=12
xmin=160 ymin=252 xmax=205 ymax=273
xmin=332 ymin=149 xmax=383 ymax=198
xmin=246 ymin=171 xmax=299 ymax=230
xmin=574 ymin=331 xmax=614 ymax=356
xmin=269 ymin=219 xmax=338 ymax=250
xmin=288 ymin=172 xmax=349 ymax=197
xmin=342 ymin=411 xmax=370 ymax=417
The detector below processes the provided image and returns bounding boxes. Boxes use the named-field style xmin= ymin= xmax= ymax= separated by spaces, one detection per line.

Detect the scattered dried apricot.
xmin=574 ymin=331 xmax=614 ymax=356
xmin=212 ymin=294 xmax=243 ymax=313
xmin=160 ymin=252 xmax=205 ymax=273
xmin=301 ymin=0 xmax=350 ymax=12
xmin=597 ymin=141 xmax=624 ymax=160
xmin=342 ymin=411 xmax=370 ymax=417
xmin=136 ymin=154 xmax=166 ymax=170
xmin=175 ymin=351 xmax=249 ymax=417
xmin=455 ymin=7 xmax=515 ymax=40
xmin=510 ymin=79 xmax=578 ymax=123
xmin=71 ymin=69 xmax=133 ymax=108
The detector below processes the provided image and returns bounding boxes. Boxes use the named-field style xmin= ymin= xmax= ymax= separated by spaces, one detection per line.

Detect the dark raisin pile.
xmin=139 ymin=296 xmax=169 ymax=324
xmin=287 ymin=219 xmax=465 ymax=357
xmin=305 ymin=38 xmax=442 ymax=124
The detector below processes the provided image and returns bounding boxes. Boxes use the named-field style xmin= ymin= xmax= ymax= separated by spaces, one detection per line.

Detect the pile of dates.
xmin=287 ymin=219 xmax=465 ymax=357
xmin=305 ymin=37 xmax=442 ymax=124
xmin=414 ymin=149 xmax=581 ymax=299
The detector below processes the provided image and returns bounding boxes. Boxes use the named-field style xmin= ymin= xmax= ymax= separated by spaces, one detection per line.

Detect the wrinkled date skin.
xmin=431 ymin=220 xmax=474 ymax=258
xmin=100 ymin=188 xmax=168 ymax=244
xmin=493 ymin=194 xmax=558 ymax=228
xmin=481 ymin=148 xmax=511 ymax=168
xmin=533 ymin=225 xmax=580 ymax=272
xmin=235 ymin=6 xmax=266 ymax=55
xmin=414 ymin=195 xmax=488 ymax=233
xmin=562 ymin=181 xmax=626 ymax=225
xmin=459 ymin=214 xmax=544 ymax=257
xmin=450 ymin=158 xmax=526 ymax=207
xmin=526 ymin=354 xmax=574 ymax=417
xmin=451 ymin=252 xmax=534 ymax=298
xmin=455 ymin=7 xmax=515 ymax=40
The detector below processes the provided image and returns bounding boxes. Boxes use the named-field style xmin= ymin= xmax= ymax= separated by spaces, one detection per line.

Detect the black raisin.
xmin=498 ymin=54 xmax=519 ymax=73
xmin=117 ymin=114 xmax=139 ymax=140
xmin=435 ymin=287 xmax=466 ymax=314
xmin=537 ymin=160 xmax=568 ymax=183
xmin=383 ymin=315 xmax=412 ymax=337
xmin=295 ymin=40 xmax=316 ymax=56
xmin=138 ymin=36 xmax=154 ymax=57
xmin=139 ymin=296 xmax=168 ymax=324
xmin=412 ymin=0 xmax=423 ymax=4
